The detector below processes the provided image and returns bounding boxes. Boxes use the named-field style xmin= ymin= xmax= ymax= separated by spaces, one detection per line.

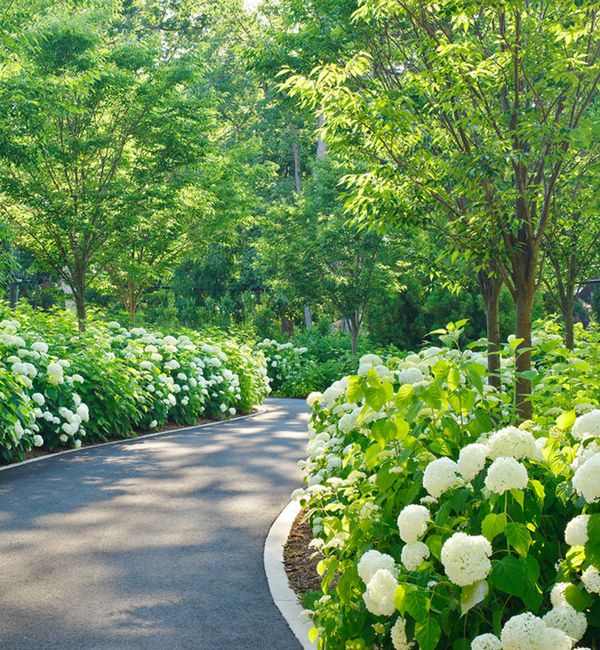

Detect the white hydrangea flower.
xmin=423 ymin=457 xmax=460 ymax=498
xmin=398 ymin=367 xmax=424 ymax=385
xmin=500 ymin=613 xmax=553 ymax=650
xmin=360 ymin=353 xmax=382 ymax=367
xmin=471 ymin=633 xmax=502 ymax=650
xmin=74 ymin=439 xmax=82 ymax=448
xmin=338 ymin=410 xmax=359 ymax=434
xmin=357 ymin=550 xmax=397 ymax=585
xmin=390 ymin=617 xmax=410 ymax=649
xmin=31 ymin=341 xmax=48 ymax=354
xmin=458 ymin=443 xmax=488 ymax=481
xmin=31 ymin=392 xmax=45 ymax=406
xmin=484 ymin=457 xmax=528 ymax=494
xmin=401 ymin=541 xmax=430 ymax=571
xmin=440 ymin=533 xmax=492 ymax=586
xmin=581 ymin=565 xmax=600 ymax=594
xmin=46 ymin=362 xmax=64 ymax=384
xmin=306 ymin=391 xmax=323 ymax=408
xmin=397 ymin=504 xmax=430 ymax=543
xmin=565 ymin=515 xmax=589 ymax=547
xmin=32 ymin=435 xmax=43 ymax=447
xmin=487 ymin=426 xmax=536 ymax=460
xmin=541 ymin=626 xmax=573 ymax=650
xmin=572 ymin=409 xmax=600 ymax=441
xmin=362 ymin=569 xmax=398 ymax=616
xmin=573 ymin=453 xmax=600 ymax=503
xmin=550 ymin=583 xmax=571 ymax=607
xmin=543 ymin=605 xmax=587 ymax=643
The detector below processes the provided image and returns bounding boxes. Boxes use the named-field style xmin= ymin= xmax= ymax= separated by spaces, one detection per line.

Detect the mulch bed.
xmin=284 ymin=509 xmax=323 ymax=594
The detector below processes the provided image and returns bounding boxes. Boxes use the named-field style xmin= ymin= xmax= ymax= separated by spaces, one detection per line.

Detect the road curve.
xmin=0 ymin=398 xmax=308 ymax=650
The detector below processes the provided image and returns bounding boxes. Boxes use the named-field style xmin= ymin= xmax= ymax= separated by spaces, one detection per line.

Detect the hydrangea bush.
xmin=0 ymin=308 xmax=270 ymax=462
xmin=294 ymin=322 xmax=599 ymax=649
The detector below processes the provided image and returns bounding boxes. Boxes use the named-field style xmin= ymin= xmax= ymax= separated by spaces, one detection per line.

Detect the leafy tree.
xmin=543 ymin=159 xmax=600 ymax=348
xmin=284 ymin=0 xmax=599 ymax=418
xmin=0 ymin=0 xmax=212 ymax=329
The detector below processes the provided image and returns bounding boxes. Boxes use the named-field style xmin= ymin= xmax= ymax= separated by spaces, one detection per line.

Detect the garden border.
xmin=0 ymin=407 xmax=266 ymax=473
xmin=264 ymin=500 xmax=317 ymax=650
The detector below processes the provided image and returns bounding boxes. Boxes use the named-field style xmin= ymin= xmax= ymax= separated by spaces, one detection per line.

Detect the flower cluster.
xmin=293 ymin=322 xmax=599 ymax=649
xmin=0 ymin=311 xmax=270 ymax=462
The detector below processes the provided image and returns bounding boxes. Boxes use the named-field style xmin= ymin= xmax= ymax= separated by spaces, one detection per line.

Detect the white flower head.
xmin=362 ymin=569 xmax=398 ymax=616
xmin=471 ymin=633 xmax=502 ymax=650
xmin=458 ymin=443 xmax=488 ymax=481
xmin=306 ymin=391 xmax=323 ymax=408
xmin=423 ymin=457 xmax=460 ymax=498
xmin=401 ymin=541 xmax=430 ymax=571
xmin=573 ymin=453 xmax=600 ymax=503
xmin=357 ymin=550 xmax=397 ymax=585
xmin=543 ymin=605 xmax=587 ymax=643
xmin=440 ymin=532 xmax=492 ymax=586
xmin=487 ymin=426 xmax=536 ymax=460
xmin=484 ymin=457 xmax=528 ymax=494
xmin=390 ymin=617 xmax=411 ymax=650
xmin=581 ymin=565 xmax=600 ymax=594
xmin=572 ymin=409 xmax=600 ymax=441
xmin=565 ymin=515 xmax=589 ymax=547
xmin=397 ymin=504 xmax=430 ymax=543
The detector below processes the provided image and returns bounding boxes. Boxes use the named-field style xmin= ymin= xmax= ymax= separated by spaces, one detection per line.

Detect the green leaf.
xmin=364 ymin=443 xmax=382 ymax=470
xmin=505 ymin=522 xmax=532 ymax=557
xmin=447 ymin=367 xmax=460 ymax=391
xmin=415 ymin=618 xmax=441 ymax=650
xmin=347 ymin=375 xmax=364 ymax=403
xmin=564 ymin=584 xmax=593 ymax=612
xmin=405 ymin=589 xmax=429 ymax=622
xmin=556 ymin=411 xmax=576 ymax=431
xmin=365 ymin=386 xmax=386 ymax=411
xmin=481 ymin=513 xmax=507 ymax=542
xmin=308 ymin=627 xmax=319 ymax=643
xmin=490 ymin=557 xmax=542 ymax=611
xmin=394 ymin=584 xmax=407 ymax=615
xmin=460 ymin=580 xmax=488 ymax=615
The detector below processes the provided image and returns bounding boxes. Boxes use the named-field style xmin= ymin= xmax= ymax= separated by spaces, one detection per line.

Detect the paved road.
xmin=0 ymin=398 xmax=308 ymax=650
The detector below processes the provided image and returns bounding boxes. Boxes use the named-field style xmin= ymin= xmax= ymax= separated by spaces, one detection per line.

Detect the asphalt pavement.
xmin=0 ymin=398 xmax=308 ymax=650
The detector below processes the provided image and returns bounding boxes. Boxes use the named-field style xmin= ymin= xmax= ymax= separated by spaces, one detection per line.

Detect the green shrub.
xmin=294 ymin=321 xmax=599 ymax=649
xmin=0 ymin=305 xmax=270 ymax=462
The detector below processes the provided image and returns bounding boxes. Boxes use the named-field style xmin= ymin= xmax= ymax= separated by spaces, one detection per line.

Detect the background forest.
xmin=1 ymin=0 xmax=597 ymax=361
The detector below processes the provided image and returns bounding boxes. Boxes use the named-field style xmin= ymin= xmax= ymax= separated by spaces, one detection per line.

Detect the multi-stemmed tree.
xmin=0 ymin=0 xmax=212 ymax=329
xmin=284 ymin=0 xmax=599 ymax=418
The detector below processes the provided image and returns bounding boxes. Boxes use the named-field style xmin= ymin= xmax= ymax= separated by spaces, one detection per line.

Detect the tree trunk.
xmin=350 ymin=327 xmax=358 ymax=355
xmin=514 ymin=289 xmax=534 ymax=421
xmin=477 ymin=269 xmax=503 ymax=390
xmin=74 ymin=290 xmax=86 ymax=332
xmin=349 ymin=310 xmax=361 ymax=355
xmin=561 ymin=295 xmax=575 ymax=350
xmin=316 ymin=113 xmax=327 ymax=159
xmin=304 ymin=304 xmax=313 ymax=329
xmin=291 ymin=125 xmax=302 ymax=193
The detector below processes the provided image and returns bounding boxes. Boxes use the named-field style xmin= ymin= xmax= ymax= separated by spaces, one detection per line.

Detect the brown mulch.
xmin=284 ymin=509 xmax=323 ymax=594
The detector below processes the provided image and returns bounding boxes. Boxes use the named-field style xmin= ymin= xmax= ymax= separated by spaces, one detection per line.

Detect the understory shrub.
xmin=294 ymin=321 xmax=599 ymax=649
xmin=0 ymin=306 xmax=269 ymax=462
xmin=258 ymin=330 xmax=401 ymax=397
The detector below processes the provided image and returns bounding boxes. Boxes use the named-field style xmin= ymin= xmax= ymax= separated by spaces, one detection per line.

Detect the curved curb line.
xmin=264 ymin=500 xmax=317 ymax=650
xmin=0 ymin=406 xmax=267 ymax=474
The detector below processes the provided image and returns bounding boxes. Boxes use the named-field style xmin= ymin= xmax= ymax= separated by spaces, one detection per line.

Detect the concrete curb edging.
xmin=0 ymin=406 xmax=267 ymax=474
xmin=264 ymin=500 xmax=317 ymax=650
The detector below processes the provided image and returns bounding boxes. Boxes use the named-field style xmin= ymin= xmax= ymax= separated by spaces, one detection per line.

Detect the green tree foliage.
xmin=0 ymin=0 xmax=213 ymax=328
xmin=284 ymin=0 xmax=599 ymax=418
